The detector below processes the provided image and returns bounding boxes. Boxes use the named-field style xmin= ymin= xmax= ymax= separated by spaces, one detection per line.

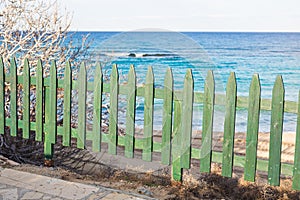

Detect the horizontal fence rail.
xmin=0 ymin=57 xmax=300 ymax=190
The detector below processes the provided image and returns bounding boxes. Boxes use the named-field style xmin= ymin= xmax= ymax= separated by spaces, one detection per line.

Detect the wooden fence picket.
xmin=10 ymin=58 xmax=17 ymax=137
xmin=92 ymin=63 xmax=103 ymax=152
xmin=268 ymin=75 xmax=285 ymax=186
xmin=63 ymin=62 xmax=72 ymax=146
xmin=143 ymin=66 xmax=154 ymax=161
xmin=200 ymin=70 xmax=215 ymax=173
xmin=77 ymin=63 xmax=87 ymax=149
xmin=172 ymin=100 xmax=183 ymax=181
xmin=293 ymin=90 xmax=300 ymax=190
xmin=244 ymin=74 xmax=261 ymax=181
xmin=181 ymin=69 xmax=194 ymax=169
xmin=22 ymin=59 xmax=30 ymax=139
xmin=44 ymin=61 xmax=57 ymax=160
xmin=49 ymin=61 xmax=57 ymax=144
xmin=35 ymin=60 xmax=43 ymax=141
xmin=109 ymin=64 xmax=119 ymax=154
xmin=222 ymin=72 xmax=237 ymax=177
xmin=125 ymin=65 xmax=136 ymax=158
xmin=0 ymin=58 xmax=4 ymax=134
xmin=161 ymin=68 xmax=173 ymax=165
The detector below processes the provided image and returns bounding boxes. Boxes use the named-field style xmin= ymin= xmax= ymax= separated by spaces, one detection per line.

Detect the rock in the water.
xmin=128 ymin=53 xmax=136 ymax=57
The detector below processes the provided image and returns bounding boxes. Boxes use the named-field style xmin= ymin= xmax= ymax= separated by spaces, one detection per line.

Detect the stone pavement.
xmin=0 ymin=168 xmax=156 ymax=200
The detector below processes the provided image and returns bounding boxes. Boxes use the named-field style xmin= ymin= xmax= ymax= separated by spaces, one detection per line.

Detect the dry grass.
xmin=1 ymin=129 xmax=300 ymax=199
xmin=8 ymin=160 xmax=300 ymax=200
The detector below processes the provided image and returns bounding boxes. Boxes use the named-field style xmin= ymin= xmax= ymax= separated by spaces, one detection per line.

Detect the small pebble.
xmin=137 ymin=187 xmax=153 ymax=197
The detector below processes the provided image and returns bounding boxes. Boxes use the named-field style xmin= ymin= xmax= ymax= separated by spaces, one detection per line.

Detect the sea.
xmin=72 ymin=31 xmax=300 ymax=133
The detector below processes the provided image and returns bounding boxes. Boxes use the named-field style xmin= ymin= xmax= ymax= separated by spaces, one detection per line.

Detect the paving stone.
xmin=21 ymin=191 xmax=44 ymax=199
xmin=87 ymin=191 xmax=110 ymax=200
xmin=0 ymin=188 xmax=18 ymax=199
xmin=42 ymin=195 xmax=55 ymax=200
xmin=101 ymin=192 xmax=147 ymax=200
xmin=18 ymin=188 xmax=33 ymax=198
xmin=0 ymin=168 xmax=154 ymax=200
xmin=0 ymin=169 xmax=99 ymax=200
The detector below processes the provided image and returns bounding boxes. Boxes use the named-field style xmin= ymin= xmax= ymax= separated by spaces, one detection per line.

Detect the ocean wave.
xmin=142 ymin=53 xmax=176 ymax=57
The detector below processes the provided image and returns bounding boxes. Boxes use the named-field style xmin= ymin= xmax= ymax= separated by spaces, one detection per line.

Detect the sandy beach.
xmin=144 ymin=129 xmax=297 ymax=164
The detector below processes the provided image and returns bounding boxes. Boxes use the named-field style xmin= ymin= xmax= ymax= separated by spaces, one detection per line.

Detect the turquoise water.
xmin=73 ymin=31 xmax=300 ymax=132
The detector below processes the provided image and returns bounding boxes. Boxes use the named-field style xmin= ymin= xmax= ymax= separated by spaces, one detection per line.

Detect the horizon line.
xmin=68 ymin=29 xmax=300 ymax=33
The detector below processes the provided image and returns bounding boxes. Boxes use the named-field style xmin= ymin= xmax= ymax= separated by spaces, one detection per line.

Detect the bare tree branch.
xmin=0 ymin=0 xmax=90 ymax=74
xmin=0 ymin=0 xmax=92 ymax=164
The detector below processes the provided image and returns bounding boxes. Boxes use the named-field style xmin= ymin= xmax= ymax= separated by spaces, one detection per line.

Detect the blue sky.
xmin=61 ymin=0 xmax=300 ymax=32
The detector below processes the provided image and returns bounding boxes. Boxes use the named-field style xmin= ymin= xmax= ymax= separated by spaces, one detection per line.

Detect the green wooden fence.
xmin=1 ymin=57 xmax=300 ymax=190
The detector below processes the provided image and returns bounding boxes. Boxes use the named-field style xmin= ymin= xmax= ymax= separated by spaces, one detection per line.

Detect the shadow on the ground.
xmin=1 ymin=131 xmax=300 ymax=199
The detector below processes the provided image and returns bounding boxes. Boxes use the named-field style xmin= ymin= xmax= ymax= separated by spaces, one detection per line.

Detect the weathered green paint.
xmin=161 ymin=68 xmax=173 ymax=165
xmin=11 ymin=111 xmax=300 ymax=181
xmin=109 ymin=64 xmax=119 ymax=154
xmin=244 ymin=74 xmax=261 ymax=182
xmin=3 ymin=112 xmax=294 ymax=179
xmin=181 ymin=69 xmax=194 ymax=169
xmin=0 ymin=58 xmax=4 ymax=134
xmin=23 ymin=59 xmax=30 ymax=139
xmin=44 ymin=85 xmax=52 ymax=159
xmin=77 ymin=63 xmax=87 ymax=149
xmin=49 ymin=61 xmax=57 ymax=144
xmin=125 ymin=65 xmax=136 ymax=158
xmin=63 ymin=62 xmax=71 ymax=146
xmin=44 ymin=61 xmax=57 ymax=160
xmin=172 ymin=100 xmax=182 ymax=181
xmin=92 ymin=63 xmax=103 ymax=152
xmin=222 ymin=72 xmax=237 ymax=177
xmin=3 ymin=71 xmax=299 ymax=114
xmin=1 ymin=58 xmax=299 ymax=189
xmin=293 ymin=90 xmax=300 ymax=190
xmin=35 ymin=60 xmax=43 ymax=141
xmin=200 ymin=70 xmax=215 ymax=173
xmin=143 ymin=66 xmax=154 ymax=161
xmin=44 ymin=140 xmax=54 ymax=160
xmin=10 ymin=58 xmax=17 ymax=137
xmin=268 ymin=75 xmax=284 ymax=186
